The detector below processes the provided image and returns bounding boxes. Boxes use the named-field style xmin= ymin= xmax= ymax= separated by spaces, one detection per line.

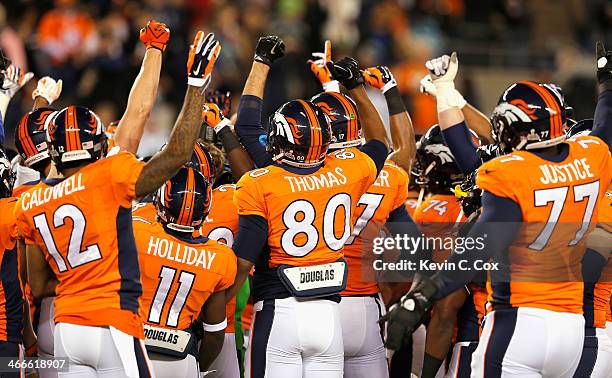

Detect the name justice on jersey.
xmin=284 ymin=167 xmax=347 ymax=193
xmin=539 ymin=158 xmax=594 ymax=185
xmin=20 ymin=174 xmax=85 ymax=211
xmin=147 ymin=236 xmax=217 ymax=269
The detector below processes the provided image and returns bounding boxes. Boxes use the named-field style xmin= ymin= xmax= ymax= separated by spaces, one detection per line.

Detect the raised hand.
xmin=326 ymin=57 xmax=364 ymax=90
xmin=139 ymin=20 xmax=170 ymax=52
xmin=32 ymin=76 xmax=63 ymax=105
xmin=254 ymin=36 xmax=285 ymax=66
xmin=424 ymin=52 xmax=466 ymax=111
xmin=187 ymin=32 xmax=221 ymax=89
xmin=596 ymin=41 xmax=612 ymax=91
xmin=363 ymin=65 xmax=397 ymax=93
xmin=202 ymin=102 xmax=231 ymax=133
xmin=1 ymin=64 xmax=34 ymax=99
xmin=308 ymin=40 xmax=334 ymax=86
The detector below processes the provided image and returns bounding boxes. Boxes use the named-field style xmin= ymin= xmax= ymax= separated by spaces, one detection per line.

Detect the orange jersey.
xmin=234 ymin=148 xmax=377 ymax=268
xmin=133 ymin=219 xmax=236 ymax=331
xmin=592 ymin=190 xmax=612 ymax=328
xmin=342 ymin=160 xmax=409 ymax=296
xmin=14 ymin=152 xmax=146 ymax=338
xmin=413 ymin=194 xmax=465 ymax=224
xmin=477 ymin=136 xmax=611 ymax=314
xmin=0 ymin=198 xmax=22 ymax=342
xmin=132 ymin=202 xmax=157 ymax=223
xmin=200 ymin=184 xmax=239 ymax=333
xmin=405 ymin=198 xmax=418 ymax=217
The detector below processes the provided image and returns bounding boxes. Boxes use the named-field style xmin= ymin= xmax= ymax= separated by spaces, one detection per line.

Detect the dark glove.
xmin=205 ymin=90 xmax=231 ymax=117
xmin=379 ymin=275 xmax=439 ymax=350
xmin=596 ymin=41 xmax=612 ymax=91
xmin=254 ymin=36 xmax=285 ymax=66
xmin=326 ymin=57 xmax=364 ymax=89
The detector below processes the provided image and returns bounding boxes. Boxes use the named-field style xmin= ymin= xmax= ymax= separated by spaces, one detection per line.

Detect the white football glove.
xmin=32 ymin=77 xmax=63 ymax=105
xmin=419 ymin=74 xmax=437 ymax=97
xmin=424 ymin=52 xmax=466 ymax=112
xmin=1 ymin=64 xmax=33 ymax=99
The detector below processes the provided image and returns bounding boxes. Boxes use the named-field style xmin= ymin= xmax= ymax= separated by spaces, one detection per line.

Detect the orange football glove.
xmin=187 ymin=31 xmax=221 ymax=89
xmin=308 ymin=40 xmax=333 ymax=84
xmin=139 ymin=20 xmax=170 ymax=51
xmin=202 ymin=102 xmax=231 ymax=133
xmin=363 ymin=66 xmax=397 ymax=93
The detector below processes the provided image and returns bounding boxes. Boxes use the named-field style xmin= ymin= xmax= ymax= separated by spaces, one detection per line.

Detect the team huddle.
xmin=0 ymin=19 xmax=610 ymax=378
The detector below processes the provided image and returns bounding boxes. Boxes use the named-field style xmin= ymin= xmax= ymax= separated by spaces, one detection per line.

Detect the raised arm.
xmin=420 ymin=74 xmax=493 ymax=144
xmin=307 ymin=40 xmax=340 ymax=93
xmin=113 ymin=20 xmax=169 ymax=154
xmin=0 ymin=62 xmax=33 ymax=144
xmin=234 ymin=36 xmax=285 ymax=168
xmin=593 ymin=41 xmax=612 ymax=147
xmin=31 ymin=76 xmax=62 ymax=110
xmin=363 ymin=65 xmax=416 ymax=173
xmin=135 ymin=31 xmax=220 ymax=198
xmin=202 ymin=102 xmax=254 ymax=179
xmin=424 ymin=53 xmax=480 ymax=174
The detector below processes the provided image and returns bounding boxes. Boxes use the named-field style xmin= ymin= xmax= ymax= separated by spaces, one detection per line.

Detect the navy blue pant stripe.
xmin=484 ymin=308 xmax=517 ymax=377
xmin=116 ymin=207 xmax=142 ymax=313
xmin=457 ymin=342 xmax=478 ymax=378
xmin=133 ymin=338 xmax=152 ymax=378
xmin=374 ymin=296 xmax=385 ymax=342
xmin=251 ymin=299 xmax=275 ymax=378
xmin=1 ymin=249 xmax=23 ymax=343
xmin=573 ymin=329 xmax=598 ymax=378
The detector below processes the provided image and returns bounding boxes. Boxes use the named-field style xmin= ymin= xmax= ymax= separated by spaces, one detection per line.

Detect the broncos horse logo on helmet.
xmin=412 ymin=124 xmax=468 ymax=195
xmin=491 ymin=81 xmax=568 ymax=153
xmin=154 ymin=167 xmax=212 ymax=233
xmin=15 ymin=107 xmax=56 ymax=171
xmin=47 ymin=106 xmax=107 ymax=171
xmin=267 ymin=99 xmax=332 ymax=168
xmin=310 ymin=92 xmax=362 ymax=150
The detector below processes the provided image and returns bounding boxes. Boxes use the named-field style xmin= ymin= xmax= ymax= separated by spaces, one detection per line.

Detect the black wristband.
xmin=384 ymin=86 xmax=407 ymax=116
xmin=421 ymin=353 xmax=444 ymax=378
xmin=217 ymin=127 xmax=242 ymax=153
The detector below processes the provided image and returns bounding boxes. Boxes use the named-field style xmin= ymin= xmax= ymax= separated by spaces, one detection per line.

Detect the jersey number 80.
xmin=281 ymin=193 xmax=352 ymax=257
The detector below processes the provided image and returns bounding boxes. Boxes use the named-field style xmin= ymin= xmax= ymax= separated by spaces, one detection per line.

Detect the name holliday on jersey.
xmin=144 ymin=328 xmax=179 ymax=345
xmin=284 ymin=167 xmax=347 ymax=193
xmin=147 ymin=236 xmax=216 ymax=269
xmin=20 ymin=174 xmax=85 ymax=211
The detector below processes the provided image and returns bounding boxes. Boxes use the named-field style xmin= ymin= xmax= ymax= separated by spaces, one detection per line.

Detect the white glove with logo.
xmin=424 ymin=52 xmax=466 ymax=112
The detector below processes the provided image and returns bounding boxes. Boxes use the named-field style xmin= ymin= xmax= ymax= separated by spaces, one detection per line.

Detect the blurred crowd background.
xmin=1 ymin=0 xmax=610 ymax=156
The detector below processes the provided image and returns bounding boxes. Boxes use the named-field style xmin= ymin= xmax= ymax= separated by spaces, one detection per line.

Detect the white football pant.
xmin=470 ymin=307 xmax=584 ymax=378
xmin=54 ymin=323 xmax=154 ymax=378
xmin=245 ymin=297 xmax=343 ymax=378
xmin=338 ymin=295 xmax=388 ymax=378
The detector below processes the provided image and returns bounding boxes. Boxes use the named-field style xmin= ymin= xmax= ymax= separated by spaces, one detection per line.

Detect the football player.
xmin=14 ymin=30 xmax=219 ymax=377
xmin=230 ymin=36 xmax=389 ymax=377
xmin=409 ymin=125 xmax=488 ymax=378
xmin=566 ymin=122 xmax=612 ymax=377
xmin=201 ymin=102 xmax=253 ymax=378
xmin=308 ymin=43 xmax=417 ymax=377
xmin=382 ymin=42 xmax=612 ymax=377
xmin=0 ymin=147 xmax=24 ymax=377
xmin=134 ymin=167 xmax=236 ymax=376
